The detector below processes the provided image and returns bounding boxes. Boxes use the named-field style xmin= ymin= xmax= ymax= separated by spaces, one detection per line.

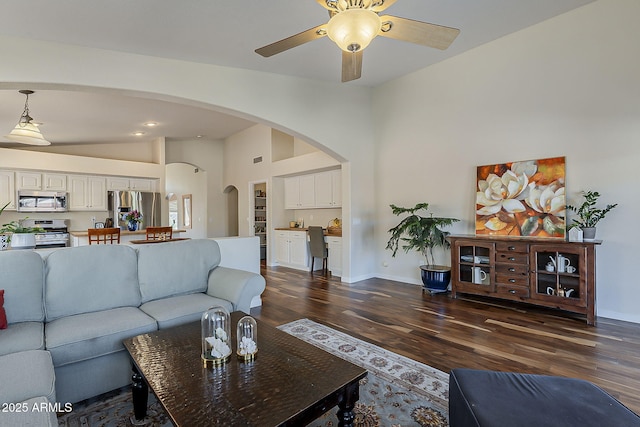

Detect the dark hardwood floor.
xmin=251 ymin=264 xmax=640 ymax=415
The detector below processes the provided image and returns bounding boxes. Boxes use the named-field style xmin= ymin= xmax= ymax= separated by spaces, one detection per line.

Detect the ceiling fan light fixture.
xmin=326 ymin=8 xmax=381 ymax=52
xmin=4 ymin=90 xmax=51 ymax=146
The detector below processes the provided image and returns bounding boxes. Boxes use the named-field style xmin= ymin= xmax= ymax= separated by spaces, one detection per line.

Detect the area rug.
xmin=58 ymin=319 xmax=449 ymax=427
xmin=279 ymin=318 xmax=449 ymax=427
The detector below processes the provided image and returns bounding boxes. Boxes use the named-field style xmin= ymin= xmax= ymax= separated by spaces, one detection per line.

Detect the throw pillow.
xmin=0 ymin=289 xmax=7 ymax=329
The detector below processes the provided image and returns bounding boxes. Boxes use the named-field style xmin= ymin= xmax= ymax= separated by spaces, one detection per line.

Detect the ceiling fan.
xmin=255 ymin=0 xmax=460 ymax=83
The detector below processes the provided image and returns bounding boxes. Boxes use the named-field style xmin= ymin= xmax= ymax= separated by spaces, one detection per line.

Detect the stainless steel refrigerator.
xmin=107 ymin=191 xmax=161 ymax=230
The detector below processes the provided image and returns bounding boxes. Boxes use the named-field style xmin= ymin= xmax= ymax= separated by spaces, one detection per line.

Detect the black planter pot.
xmin=420 ymin=265 xmax=451 ymax=293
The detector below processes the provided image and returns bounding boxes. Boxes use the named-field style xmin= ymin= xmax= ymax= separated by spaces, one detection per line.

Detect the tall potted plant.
xmin=386 ymin=203 xmax=459 ymax=293
xmin=567 ymin=190 xmax=617 ymax=240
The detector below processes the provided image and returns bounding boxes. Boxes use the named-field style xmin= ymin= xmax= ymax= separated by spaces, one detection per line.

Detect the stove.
xmin=22 ymin=219 xmax=70 ymax=248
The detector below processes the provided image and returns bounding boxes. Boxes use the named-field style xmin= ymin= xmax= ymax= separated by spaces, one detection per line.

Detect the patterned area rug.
xmin=279 ymin=319 xmax=449 ymax=427
xmin=58 ymin=319 xmax=449 ymax=427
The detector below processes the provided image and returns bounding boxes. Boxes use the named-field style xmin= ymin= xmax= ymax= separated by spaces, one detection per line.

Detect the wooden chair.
xmin=88 ymin=227 xmax=121 ymax=245
xmin=308 ymin=226 xmax=328 ymax=274
xmin=145 ymin=226 xmax=173 ymax=241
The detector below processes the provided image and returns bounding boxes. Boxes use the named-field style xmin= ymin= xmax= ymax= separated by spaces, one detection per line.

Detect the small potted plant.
xmin=566 ymin=190 xmax=618 ymax=240
xmin=124 ymin=210 xmax=143 ymax=231
xmin=386 ymin=203 xmax=459 ymax=293
xmin=0 ymin=201 xmax=9 ymax=250
xmin=0 ymin=216 xmax=45 ymax=250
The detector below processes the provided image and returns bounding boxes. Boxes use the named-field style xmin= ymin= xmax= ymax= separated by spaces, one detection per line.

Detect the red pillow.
xmin=0 ymin=289 xmax=7 ymax=329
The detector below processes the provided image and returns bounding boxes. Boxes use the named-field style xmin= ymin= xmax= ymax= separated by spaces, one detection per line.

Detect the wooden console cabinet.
xmin=449 ymin=235 xmax=600 ymax=325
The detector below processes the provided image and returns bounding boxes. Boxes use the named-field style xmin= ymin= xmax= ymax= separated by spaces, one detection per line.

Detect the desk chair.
xmin=88 ymin=227 xmax=121 ymax=245
xmin=145 ymin=226 xmax=173 ymax=241
xmin=308 ymin=226 xmax=328 ymax=274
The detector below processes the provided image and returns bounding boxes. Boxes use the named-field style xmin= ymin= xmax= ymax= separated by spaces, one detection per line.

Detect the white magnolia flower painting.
xmin=476 ymin=157 xmax=566 ymax=238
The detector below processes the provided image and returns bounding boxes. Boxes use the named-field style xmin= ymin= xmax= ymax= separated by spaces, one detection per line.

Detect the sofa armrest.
xmin=207 ymin=267 xmax=266 ymax=313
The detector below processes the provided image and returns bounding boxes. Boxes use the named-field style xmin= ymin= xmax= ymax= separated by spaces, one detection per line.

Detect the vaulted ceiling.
xmin=0 ymin=0 xmax=595 ymax=147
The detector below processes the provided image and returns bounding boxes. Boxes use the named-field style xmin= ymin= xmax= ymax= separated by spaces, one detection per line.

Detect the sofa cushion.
xmin=0 ymin=350 xmax=56 ymax=405
xmin=0 ymin=396 xmax=59 ymax=427
xmin=140 ymin=293 xmax=233 ymax=329
xmin=45 ymin=307 xmax=157 ymax=367
xmin=0 ymin=289 xmax=6 ymax=329
xmin=137 ymin=239 xmax=221 ymax=303
xmin=0 ymin=321 xmax=44 ymax=356
xmin=0 ymin=251 xmax=45 ymax=323
xmin=44 ymin=245 xmax=141 ymax=321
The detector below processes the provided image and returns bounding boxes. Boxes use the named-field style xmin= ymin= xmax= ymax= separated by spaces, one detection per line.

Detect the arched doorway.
xmin=224 ymin=185 xmax=239 ymax=237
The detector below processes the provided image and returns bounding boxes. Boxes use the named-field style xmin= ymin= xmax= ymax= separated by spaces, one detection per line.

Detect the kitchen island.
xmin=69 ymin=229 xmax=186 ymax=246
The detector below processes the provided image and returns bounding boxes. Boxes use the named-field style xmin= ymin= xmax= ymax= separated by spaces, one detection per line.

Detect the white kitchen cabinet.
xmin=315 ymin=170 xmax=341 ymax=208
xmin=16 ymin=172 xmax=41 ymax=190
xmin=285 ymin=170 xmax=341 ymax=209
xmin=68 ymin=175 xmax=107 ymax=211
xmin=107 ymin=177 xmax=156 ymax=192
xmin=275 ymin=230 xmax=309 ymax=270
xmin=0 ymin=171 xmax=16 ymax=210
xmin=15 ymin=172 xmax=67 ymax=191
xmin=106 ymin=177 xmax=130 ymax=191
xmin=43 ymin=173 xmax=68 ymax=191
xmin=284 ymin=175 xmax=315 ymax=209
xmin=327 ymin=236 xmax=342 ymax=276
xmin=130 ymin=178 xmax=155 ymax=191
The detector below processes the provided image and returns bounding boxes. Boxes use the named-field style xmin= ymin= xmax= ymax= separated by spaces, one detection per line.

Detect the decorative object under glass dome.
xmin=201 ymin=306 xmax=232 ymax=365
xmin=236 ymin=316 xmax=258 ymax=361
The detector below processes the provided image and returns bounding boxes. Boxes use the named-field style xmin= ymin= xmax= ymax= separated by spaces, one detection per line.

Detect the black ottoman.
xmin=449 ymin=368 xmax=640 ymax=427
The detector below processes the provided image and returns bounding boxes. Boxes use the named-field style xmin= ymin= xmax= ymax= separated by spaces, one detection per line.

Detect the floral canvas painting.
xmin=476 ymin=156 xmax=566 ymax=238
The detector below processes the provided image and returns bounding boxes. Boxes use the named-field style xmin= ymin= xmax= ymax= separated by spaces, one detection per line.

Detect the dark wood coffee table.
xmin=123 ymin=311 xmax=367 ymax=426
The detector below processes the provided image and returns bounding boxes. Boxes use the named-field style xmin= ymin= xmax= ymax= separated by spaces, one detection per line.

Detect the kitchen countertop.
xmin=274 ymin=227 xmax=342 ymax=237
xmin=70 ymin=229 xmax=187 ymax=237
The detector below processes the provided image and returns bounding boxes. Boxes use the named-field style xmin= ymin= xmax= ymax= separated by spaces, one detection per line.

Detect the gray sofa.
xmin=0 ymin=238 xmax=266 ymax=417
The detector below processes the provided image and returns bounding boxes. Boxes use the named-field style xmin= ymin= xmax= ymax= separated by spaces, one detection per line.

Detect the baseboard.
xmin=374 ymin=272 xmax=423 ymax=286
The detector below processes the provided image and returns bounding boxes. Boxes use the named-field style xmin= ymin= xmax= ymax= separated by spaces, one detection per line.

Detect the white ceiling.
xmin=0 ymin=0 xmax=595 ymax=147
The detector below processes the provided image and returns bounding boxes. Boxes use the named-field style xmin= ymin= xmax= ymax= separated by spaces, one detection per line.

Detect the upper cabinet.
xmin=315 ymin=169 xmax=341 ymax=208
xmin=16 ymin=172 xmax=67 ymax=191
xmin=0 ymin=171 xmax=16 ymax=210
xmin=284 ymin=170 xmax=341 ymax=209
xmin=67 ymin=175 xmax=107 ymax=211
xmin=284 ymin=174 xmax=315 ymax=209
xmin=107 ymin=177 xmax=156 ymax=192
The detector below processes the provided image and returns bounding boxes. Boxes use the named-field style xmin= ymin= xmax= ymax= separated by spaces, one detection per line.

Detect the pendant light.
xmin=4 ymin=90 xmax=51 ymax=146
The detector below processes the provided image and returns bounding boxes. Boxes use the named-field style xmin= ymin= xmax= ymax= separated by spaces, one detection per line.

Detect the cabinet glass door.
xmin=530 ymin=246 xmax=585 ymax=305
xmin=456 ymin=242 xmax=493 ymax=288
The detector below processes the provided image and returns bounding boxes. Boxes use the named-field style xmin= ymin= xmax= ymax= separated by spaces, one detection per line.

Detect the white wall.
xmin=165 ymin=138 xmax=227 ymax=237
xmin=165 ymin=163 xmax=207 ymax=239
xmin=373 ymin=0 xmax=640 ymax=323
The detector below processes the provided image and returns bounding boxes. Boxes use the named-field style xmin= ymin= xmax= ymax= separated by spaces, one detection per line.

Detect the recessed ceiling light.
xmin=196 ymin=135 xmax=204 ymax=138
xmin=144 ymin=122 xmax=158 ymax=127
xmin=133 ymin=131 xmax=145 ymax=136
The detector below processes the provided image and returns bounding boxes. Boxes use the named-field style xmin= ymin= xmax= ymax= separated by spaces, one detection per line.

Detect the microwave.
xmin=17 ymin=190 xmax=68 ymax=213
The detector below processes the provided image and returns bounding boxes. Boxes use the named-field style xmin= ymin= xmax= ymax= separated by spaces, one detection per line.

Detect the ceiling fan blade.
xmin=255 ymin=24 xmax=327 ymax=57
xmin=378 ymin=15 xmax=460 ymax=50
xmin=371 ymin=0 xmax=399 ymax=12
xmin=342 ymin=50 xmax=363 ymax=82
